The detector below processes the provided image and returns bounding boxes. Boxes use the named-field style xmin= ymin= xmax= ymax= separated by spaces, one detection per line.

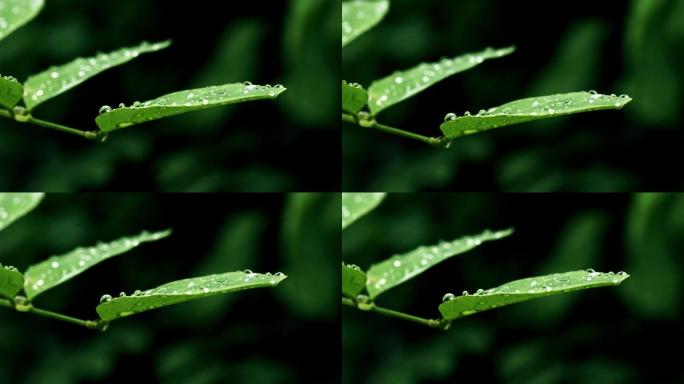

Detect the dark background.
xmin=343 ymin=0 xmax=684 ymax=191
xmin=343 ymin=193 xmax=684 ymax=383
xmin=0 ymin=0 xmax=338 ymax=192
xmin=0 ymin=193 xmax=339 ymax=384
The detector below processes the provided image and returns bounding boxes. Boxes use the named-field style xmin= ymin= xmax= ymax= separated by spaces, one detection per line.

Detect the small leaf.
xmin=439 ymin=270 xmax=629 ymax=320
xmin=366 ymin=229 xmax=514 ymax=299
xmin=23 ymin=40 xmax=171 ymax=110
xmin=96 ymin=270 xmax=286 ymax=321
xmin=95 ymin=82 xmax=286 ymax=132
xmin=0 ymin=74 xmax=23 ymax=109
xmin=0 ymin=0 xmax=44 ymax=42
xmin=0 ymin=193 xmax=43 ymax=232
xmin=368 ymin=47 xmax=515 ymax=116
xmin=440 ymin=92 xmax=632 ymax=139
xmin=342 ymin=192 xmax=385 ymax=230
xmin=342 ymin=262 xmax=366 ymax=297
xmin=0 ymin=265 xmax=23 ymax=299
xmin=341 ymin=0 xmax=389 ymax=47
xmin=342 ymin=80 xmax=368 ymax=115
xmin=23 ymin=229 xmax=171 ymax=300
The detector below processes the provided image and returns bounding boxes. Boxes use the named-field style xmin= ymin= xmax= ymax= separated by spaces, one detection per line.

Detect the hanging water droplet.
xmin=100 ymin=294 xmax=112 ymax=303
xmin=442 ymin=293 xmax=455 ymax=302
xmin=99 ymin=105 xmax=112 ymax=114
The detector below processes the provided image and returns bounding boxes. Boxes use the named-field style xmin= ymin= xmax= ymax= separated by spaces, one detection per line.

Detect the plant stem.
xmin=0 ymin=107 xmax=99 ymax=141
xmin=0 ymin=298 xmax=13 ymax=308
xmin=342 ymin=297 xmax=444 ymax=329
xmin=26 ymin=305 xmax=106 ymax=330
xmin=342 ymin=113 xmax=449 ymax=148
xmin=0 ymin=298 xmax=108 ymax=330
xmin=26 ymin=116 xmax=98 ymax=140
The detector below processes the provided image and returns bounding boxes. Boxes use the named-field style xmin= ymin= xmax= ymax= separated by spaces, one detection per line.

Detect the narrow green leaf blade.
xmin=341 ymin=0 xmax=389 ymax=47
xmin=0 ymin=193 xmax=43 ymax=232
xmin=96 ymin=271 xmax=286 ymax=321
xmin=368 ymin=47 xmax=515 ymax=116
xmin=0 ymin=265 xmax=23 ymax=299
xmin=23 ymin=229 xmax=171 ymax=300
xmin=342 ymin=192 xmax=385 ymax=230
xmin=342 ymin=80 xmax=368 ymax=115
xmin=0 ymin=0 xmax=44 ymax=42
xmin=342 ymin=262 xmax=366 ymax=297
xmin=0 ymin=74 xmax=23 ymax=108
xmin=439 ymin=270 xmax=630 ymax=320
xmin=440 ymin=92 xmax=632 ymax=139
xmin=95 ymin=83 xmax=286 ymax=132
xmin=366 ymin=229 xmax=514 ymax=299
xmin=23 ymin=40 xmax=171 ymax=110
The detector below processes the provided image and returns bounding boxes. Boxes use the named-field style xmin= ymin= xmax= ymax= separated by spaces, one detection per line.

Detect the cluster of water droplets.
xmin=371 ymin=47 xmax=512 ymax=111
xmin=25 ymin=41 xmax=169 ymax=107
xmin=0 ymin=262 xmax=20 ymax=272
xmin=0 ymin=193 xmax=43 ymax=222
xmin=343 ymin=262 xmax=363 ymax=271
xmin=0 ymin=0 xmax=43 ymax=39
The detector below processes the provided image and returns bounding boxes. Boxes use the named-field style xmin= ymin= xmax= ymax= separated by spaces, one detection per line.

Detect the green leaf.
xmin=440 ymin=91 xmax=632 ymax=139
xmin=342 ymin=192 xmax=385 ymax=230
xmin=0 ymin=74 xmax=23 ymax=109
xmin=96 ymin=270 xmax=286 ymax=321
xmin=0 ymin=193 xmax=43 ymax=232
xmin=341 ymin=0 xmax=389 ymax=47
xmin=95 ymin=82 xmax=286 ymax=132
xmin=22 ymin=40 xmax=171 ymax=110
xmin=0 ymin=265 xmax=23 ymax=299
xmin=342 ymin=262 xmax=366 ymax=297
xmin=342 ymin=80 xmax=368 ymax=115
xmin=0 ymin=0 xmax=44 ymax=42
xmin=439 ymin=270 xmax=629 ymax=320
xmin=366 ymin=229 xmax=514 ymax=299
xmin=23 ymin=229 xmax=171 ymax=300
xmin=367 ymin=47 xmax=515 ymax=116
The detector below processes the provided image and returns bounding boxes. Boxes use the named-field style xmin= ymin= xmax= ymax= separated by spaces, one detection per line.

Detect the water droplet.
xmin=462 ymin=290 xmax=469 ymax=296
xmin=274 ymin=272 xmax=284 ymax=277
xmin=475 ymin=288 xmax=485 ymax=295
xmin=100 ymin=294 xmax=112 ymax=303
xmin=586 ymin=268 xmax=595 ymax=273
xmin=202 ymin=287 xmax=209 ymax=293
xmin=242 ymin=81 xmax=253 ymax=86
xmin=133 ymin=290 xmax=142 ymax=296
xmin=463 ymin=111 xmax=471 ymax=117
xmin=243 ymin=269 xmax=253 ymax=274
xmin=617 ymin=271 xmax=627 ymax=276
xmin=444 ymin=113 xmax=457 ymax=122
xmin=119 ymin=292 xmax=126 ymax=297
xmin=118 ymin=103 xmax=125 ymax=108
xmin=51 ymin=261 xmax=59 ymax=268
xmin=99 ymin=105 xmax=112 ymax=114
xmin=442 ymin=293 xmax=455 ymax=302
xmin=392 ymin=260 xmax=401 ymax=267
xmin=588 ymin=90 xmax=598 ymax=95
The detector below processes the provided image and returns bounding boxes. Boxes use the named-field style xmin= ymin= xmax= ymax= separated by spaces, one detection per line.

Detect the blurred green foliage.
xmin=0 ymin=193 xmax=338 ymax=384
xmin=0 ymin=0 xmax=338 ymax=191
xmin=343 ymin=193 xmax=684 ymax=383
xmin=343 ymin=0 xmax=684 ymax=191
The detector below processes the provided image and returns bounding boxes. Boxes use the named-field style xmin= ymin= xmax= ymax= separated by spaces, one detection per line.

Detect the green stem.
xmin=0 ymin=107 xmax=99 ymax=141
xmin=342 ymin=113 xmax=449 ymax=148
xmin=0 ymin=298 xmax=108 ymax=331
xmin=26 ymin=116 xmax=99 ymax=140
xmin=342 ymin=297 xmax=444 ymax=329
